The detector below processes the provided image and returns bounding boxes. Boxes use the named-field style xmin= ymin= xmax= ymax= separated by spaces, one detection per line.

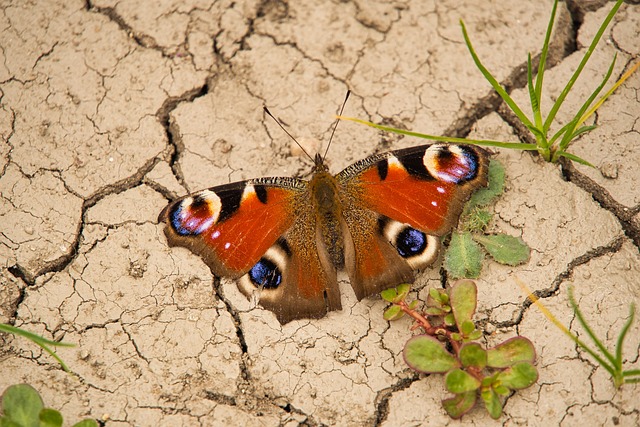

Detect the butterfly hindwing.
xmin=237 ymin=225 xmax=341 ymax=324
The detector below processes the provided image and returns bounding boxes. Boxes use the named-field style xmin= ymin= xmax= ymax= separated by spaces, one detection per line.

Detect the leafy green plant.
xmin=0 ymin=324 xmax=74 ymax=372
xmin=0 ymin=384 xmax=97 ymax=427
xmin=383 ymin=281 xmax=538 ymax=419
xmin=518 ymin=279 xmax=640 ymax=388
xmin=444 ymin=160 xmax=530 ymax=279
xmin=341 ymin=0 xmax=635 ymax=167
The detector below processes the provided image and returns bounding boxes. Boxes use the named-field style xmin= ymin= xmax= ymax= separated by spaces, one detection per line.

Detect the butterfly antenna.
xmin=322 ymin=90 xmax=351 ymax=161
xmin=263 ymin=106 xmax=315 ymax=163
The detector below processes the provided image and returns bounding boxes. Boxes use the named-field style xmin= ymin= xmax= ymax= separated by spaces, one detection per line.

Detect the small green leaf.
xmin=404 ymin=335 xmax=460 ymax=373
xmin=39 ymin=408 xmax=63 ymax=427
xmin=446 ymin=369 xmax=481 ymax=393
xmin=493 ymin=384 xmax=510 ymax=396
xmin=383 ymin=305 xmax=404 ymax=321
xmin=497 ymin=362 xmax=539 ymax=390
xmin=442 ymin=391 xmax=477 ymax=419
xmin=444 ymin=314 xmax=456 ymax=327
xmin=473 ymin=234 xmax=530 ymax=266
xmin=487 ymin=337 xmax=536 ymax=368
xmin=408 ymin=300 xmax=420 ymax=310
xmin=449 ymin=279 xmax=478 ymax=331
xmin=468 ymin=330 xmax=483 ymax=340
xmin=481 ymin=387 xmax=503 ymax=419
xmin=71 ymin=421 xmax=99 ymax=427
xmin=460 ymin=320 xmax=476 ymax=336
xmin=396 ymin=283 xmax=411 ymax=301
xmin=0 ymin=418 xmax=22 ymax=427
xmin=425 ymin=307 xmax=446 ymax=316
xmin=429 ymin=287 xmax=448 ymax=304
xmin=380 ymin=288 xmax=398 ymax=303
xmin=445 ymin=232 xmax=483 ymax=279
xmin=459 ymin=343 xmax=487 ymax=369
xmin=462 ymin=208 xmax=493 ymax=233
xmin=1 ymin=384 xmax=43 ymax=427
xmin=466 ymin=160 xmax=506 ymax=210
xmin=481 ymin=374 xmax=496 ymax=388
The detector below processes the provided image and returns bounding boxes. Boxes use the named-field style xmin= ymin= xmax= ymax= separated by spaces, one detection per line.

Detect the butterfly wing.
xmin=158 ymin=177 xmax=340 ymax=323
xmin=337 ymin=143 xmax=489 ymax=298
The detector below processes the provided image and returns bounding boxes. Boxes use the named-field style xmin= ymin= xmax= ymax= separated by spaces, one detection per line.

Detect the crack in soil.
xmin=561 ymin=159 xmax=640 ymax=247
xmin=373 ymin=376 xmax=417 ymax=427
xmin=502 ymin=235 xmax=626 ymax=330
xmin=85 ymin=1 xmax=161 ymax=52
xmin=157 ymin=83 xmax=209 ymax=194
xmin=445 ymin=5 xmax=576 ymax=139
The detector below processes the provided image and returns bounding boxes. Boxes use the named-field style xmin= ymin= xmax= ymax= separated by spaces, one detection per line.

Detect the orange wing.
xmin=337 ymin=143 xmax=489 ymax=298
xmin=158 ymin=179 xmax=303 ymax=277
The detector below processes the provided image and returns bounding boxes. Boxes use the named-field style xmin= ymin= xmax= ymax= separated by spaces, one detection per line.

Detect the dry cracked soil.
xmin=1 ymin=0 xmax=639 ymax=426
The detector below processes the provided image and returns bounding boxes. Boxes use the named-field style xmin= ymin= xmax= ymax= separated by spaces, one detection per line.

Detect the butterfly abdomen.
xmin=310 ymin=170 xmax=346 ymax=268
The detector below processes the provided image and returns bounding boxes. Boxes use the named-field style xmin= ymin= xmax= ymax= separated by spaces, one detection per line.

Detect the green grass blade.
xmin=38 ymin=342 xmax=73 ymax=373
xmin=549 ymin=121 xmax=574 ymax=146
xmin=543 ymin=0 xmax=624 ymax=132
xmin=623 ymin=370 xmax=640 ymax=377
xmin=548 ymin=151 xmax=595 ymax=167
xmin=570 ymin=125 xmax=598 ymax=140
xmin=615 ymin=303 xmax=635 ymax=366
xmin=338 ymin=117 xmax=539 ymax=150
xmin=517 ymin=280 xmax=616 ymax=377
xmin=460 ymin=20 xmax=534 ymax=129
xmin=572 ymin=53 xmax=617 ymax=131
xmin=580 ymin=60 xmax=640 ymax=124
xmin=558 ymin=53 xmax=616 ymax=152
xmin=568 ymin=288 xmax=617 ymax=366
xmin=527 ymin=54 xmax=542 ymax=129
xmin=0 ymin=323 xmax=75 ymax=373
xmin=535 ymin=0 xmax=559 ymax=100
xmin=0 ymin=323 xmax=75 ymax=348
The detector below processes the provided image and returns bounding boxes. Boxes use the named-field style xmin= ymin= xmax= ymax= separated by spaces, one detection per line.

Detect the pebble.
xmin=599 ymin=161 xmax=619 ymax=179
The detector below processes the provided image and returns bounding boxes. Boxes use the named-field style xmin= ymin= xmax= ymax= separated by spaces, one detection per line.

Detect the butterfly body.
xmin=159 ymin=143 xmax=489 ymax=323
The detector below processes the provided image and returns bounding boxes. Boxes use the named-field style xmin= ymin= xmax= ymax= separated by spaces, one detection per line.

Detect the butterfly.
xmin=158 ymin=97 xmax=489 ymax=324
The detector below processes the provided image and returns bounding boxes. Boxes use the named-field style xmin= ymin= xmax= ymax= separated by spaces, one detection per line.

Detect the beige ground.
xmin=1 ymin=0 xmax=639 ymax=426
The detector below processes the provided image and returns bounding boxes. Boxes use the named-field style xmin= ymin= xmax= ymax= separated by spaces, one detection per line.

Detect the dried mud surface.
xmin=1 ymin=1 xmax=639 ymax=426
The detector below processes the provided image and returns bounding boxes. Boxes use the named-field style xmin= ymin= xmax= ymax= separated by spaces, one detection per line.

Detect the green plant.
xmin=0 ymin=324 xmax=74 ymax=372
xmin=0 ymin=384 xmax=97 ymax=427
xmin=444 ymin=160 xmax=530 ymax=279
xmin=341 ymin=0 xmax=636 ymax=167
xmin=518 ymin=279 xmax=640 ymax=388
xmin=383 ymin=281 xmax=538 ymax=419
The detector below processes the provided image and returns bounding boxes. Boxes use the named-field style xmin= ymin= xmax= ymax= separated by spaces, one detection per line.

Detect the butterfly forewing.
xmin=159 ymin=178 xmax=304 ymax=277
xmin=338 ymin=144 xmax=489 ymax=236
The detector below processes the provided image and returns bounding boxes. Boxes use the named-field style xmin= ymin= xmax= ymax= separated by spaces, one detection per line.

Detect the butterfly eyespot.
xmin=169 ymin=191 xmax=221 ymax=236
xmin=396 ymin=227 xmax=427 ymax=257
xmin=380 ymin=218 xmax=441 ymax=269
xmin=249 ymin=258 xmax=282 ymax=289
xmin=424 ymin=145 xmax=479 ymax=184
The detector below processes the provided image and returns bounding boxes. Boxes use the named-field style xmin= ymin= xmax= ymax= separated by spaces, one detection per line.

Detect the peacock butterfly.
xmin=158 ymin=94 xmax=489 ymax=323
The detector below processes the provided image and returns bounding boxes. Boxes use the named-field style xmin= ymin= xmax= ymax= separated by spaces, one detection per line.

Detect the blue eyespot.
xmin=396 ymin=228 xmax=427 ymax=257
xmin=170 ymin=198 xmax=215 ymax=236
xmin=170 ymin=205 xmax=193 ymax=236
xmin=249 ymin=258 xmax=282 ymax=289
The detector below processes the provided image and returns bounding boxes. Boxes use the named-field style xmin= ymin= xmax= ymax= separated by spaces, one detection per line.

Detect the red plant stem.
xmin=397 ymin=301 xmax=461 ymax=354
